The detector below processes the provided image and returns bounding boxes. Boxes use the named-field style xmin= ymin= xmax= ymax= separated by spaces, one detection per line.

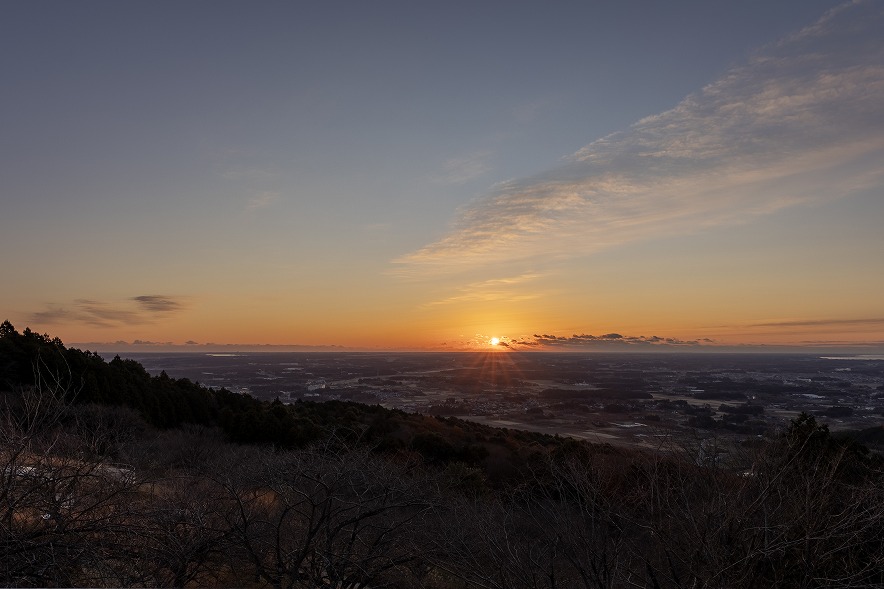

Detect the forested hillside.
xmin=1 ymin=321 xmax=882 ymax=588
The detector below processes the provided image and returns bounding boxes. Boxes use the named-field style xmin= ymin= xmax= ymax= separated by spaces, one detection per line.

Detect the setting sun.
xmin=490 ymin=337 xmax=500 ymax=346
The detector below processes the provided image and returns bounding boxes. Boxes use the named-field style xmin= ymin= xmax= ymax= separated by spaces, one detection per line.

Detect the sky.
xmin=2 ymin=0 xmax=883 ymax=352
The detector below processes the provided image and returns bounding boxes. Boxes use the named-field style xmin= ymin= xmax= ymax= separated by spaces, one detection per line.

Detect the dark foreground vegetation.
xmin=1 ymin=321 xmax=882 ymax=588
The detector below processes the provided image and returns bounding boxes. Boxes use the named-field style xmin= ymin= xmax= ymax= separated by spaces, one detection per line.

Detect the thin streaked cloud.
xmin=431 ymin=151 xmax=493 ymax=185
xmin=396 ymin=1 xmax=884 ymax=274
xmin=220 ymin=164 xmax=281 ymax=183
xmin=510 ymin=97 xmax=554 ymax=124
xmin=30 ymin=295 xmax=187 ymax=328
xmin=246 ymin=190 xmax=281 ymax=210
xmin=421 ymin=273 xmax=544 ymax=308
xmin=132 ymin=295 xmax=185 ymax=314
xmin=750 ymin=317 xmax=884 ymax=328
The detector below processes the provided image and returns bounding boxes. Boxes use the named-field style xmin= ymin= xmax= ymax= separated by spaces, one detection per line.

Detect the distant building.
xmin=306 ymin=379 xmax=327 ymax=392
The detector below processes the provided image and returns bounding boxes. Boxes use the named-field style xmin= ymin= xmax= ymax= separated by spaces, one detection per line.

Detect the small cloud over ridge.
xmin=30 ymin=295 xmax=187 ymax=329
xmin=133 ymin=295 xmax=183 ymax=313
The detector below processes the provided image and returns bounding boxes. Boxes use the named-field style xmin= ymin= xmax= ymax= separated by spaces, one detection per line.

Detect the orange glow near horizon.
xmin=11 ymin=290 xmax=884 ymax=352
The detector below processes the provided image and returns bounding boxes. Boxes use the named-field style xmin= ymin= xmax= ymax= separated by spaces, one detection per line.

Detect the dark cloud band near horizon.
xmin=496 ymin=332 xmax=715 ymax=350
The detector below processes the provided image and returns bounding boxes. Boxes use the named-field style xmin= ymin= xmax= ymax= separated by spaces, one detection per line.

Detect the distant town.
xmin=117 ymin=351 xmax=884 ymax=451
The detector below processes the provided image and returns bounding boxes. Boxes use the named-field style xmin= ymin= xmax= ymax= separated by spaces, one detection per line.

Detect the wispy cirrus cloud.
xmin=220 ymin=164 xmax=280 ymax=183
xmin=246 ymin=190 xmax=281 ymax=210
xmin=395 ymin=1 xmax=884 ymax=274
xmin=421 ymin=273 xmax=544 ymax=308
xmin=750 ymin=317 xmax=884 ymax=328
xmin=431 ymin=151 xmax=493 ymax=185
xmin=30 ymin=295 xmax=187 ymax=328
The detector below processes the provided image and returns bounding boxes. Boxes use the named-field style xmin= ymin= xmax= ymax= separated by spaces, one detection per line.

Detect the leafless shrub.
xmin=213 ymin=435 xmax=440 ymax=588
